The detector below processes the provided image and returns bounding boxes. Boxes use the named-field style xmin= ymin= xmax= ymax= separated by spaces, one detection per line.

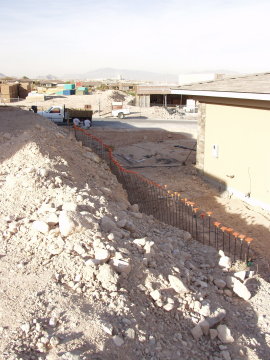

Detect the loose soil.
xmin=0 ymin=106 xmax=269 ymax=360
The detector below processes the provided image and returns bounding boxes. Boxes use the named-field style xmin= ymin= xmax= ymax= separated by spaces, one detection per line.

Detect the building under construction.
xmin=135 ymin=85 xmax=190 ymax=107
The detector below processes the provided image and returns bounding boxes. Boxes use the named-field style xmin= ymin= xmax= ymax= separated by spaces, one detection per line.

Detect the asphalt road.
xmin=92 ymin=116 xmax=198 ymax=137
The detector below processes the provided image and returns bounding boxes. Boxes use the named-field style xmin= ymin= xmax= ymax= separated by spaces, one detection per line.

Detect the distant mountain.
xmin=0 ymin=73 xmax=6 ymax=78
xmin=36 ymin=74 xmax=58 ymax=80
xmin=62 ymin=68 xmax=179 ymax=83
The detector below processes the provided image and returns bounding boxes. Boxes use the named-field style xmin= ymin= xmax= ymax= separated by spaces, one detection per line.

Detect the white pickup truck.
xmin=33 ymin=105 xmax=93 ymax=124
xmin=111 ymin=102 xmax=130 ymax=119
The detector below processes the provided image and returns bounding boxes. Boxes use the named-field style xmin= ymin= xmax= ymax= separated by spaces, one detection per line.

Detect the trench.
xmin=74 ymin=127 xmax=252 ymax=264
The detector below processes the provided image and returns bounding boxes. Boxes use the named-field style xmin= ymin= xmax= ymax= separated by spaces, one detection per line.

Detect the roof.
xmin=172 ymin=72 xmax=270 ymax=94
xmin=171 ymin=89 xmax=270 ymax=102
xmin=136 ymin=85 xmax=174 ymax=95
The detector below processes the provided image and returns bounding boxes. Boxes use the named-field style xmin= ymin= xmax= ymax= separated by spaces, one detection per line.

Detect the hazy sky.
xmin=1 ymin=0 xmax=270 ymax=77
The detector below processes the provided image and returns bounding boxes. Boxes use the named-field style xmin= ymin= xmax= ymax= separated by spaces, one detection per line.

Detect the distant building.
xmin=178 ymin=73 xmax=226 ymax=86
xmin=136 ymin=85 xmax=189 ymax=107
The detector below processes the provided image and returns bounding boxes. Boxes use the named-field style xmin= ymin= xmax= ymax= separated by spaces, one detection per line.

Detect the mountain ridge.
xmin=62 ymin=68 xmax=179 ymax=82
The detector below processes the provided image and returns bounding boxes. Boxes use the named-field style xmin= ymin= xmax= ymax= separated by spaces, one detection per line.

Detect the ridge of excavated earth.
xmin=0 ymin=108 xmax=269 ymax=360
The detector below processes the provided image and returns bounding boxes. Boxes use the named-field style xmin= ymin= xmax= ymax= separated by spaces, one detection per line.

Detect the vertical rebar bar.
xmin=221 ymin=226 xmax=226 ymax=252
xmin=226 ymin=228 xmax=233 ymax=257
xmin=238 ymin=234 xmax=246 ymax=260
xmin=207 ymin=212 xmax=212 ymax=246
xmin=245 ymin=237 xmax=253 ymax=263
xmin=201 ymin=213 xmax=205 ymax=244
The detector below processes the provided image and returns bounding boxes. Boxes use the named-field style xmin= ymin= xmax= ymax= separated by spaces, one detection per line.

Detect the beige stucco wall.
xmin=202 ymin=103 xmax=270 ymax=211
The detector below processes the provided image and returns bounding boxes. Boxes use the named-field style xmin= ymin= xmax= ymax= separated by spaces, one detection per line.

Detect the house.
xmin=171 ymin=72 xmax=270 ymax=212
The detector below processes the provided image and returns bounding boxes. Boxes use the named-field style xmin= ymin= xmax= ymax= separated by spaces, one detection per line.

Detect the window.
xmin=50 ymin=107 xmax=60 ymax=113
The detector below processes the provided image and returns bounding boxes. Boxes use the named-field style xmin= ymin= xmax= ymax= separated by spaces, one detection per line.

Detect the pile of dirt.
xmin=0 ymin=108 xmax=269 ymax=360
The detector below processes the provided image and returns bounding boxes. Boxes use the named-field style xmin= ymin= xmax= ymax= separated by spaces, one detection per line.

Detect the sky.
xmin=1 ymin=0 xmax=270 ymax=77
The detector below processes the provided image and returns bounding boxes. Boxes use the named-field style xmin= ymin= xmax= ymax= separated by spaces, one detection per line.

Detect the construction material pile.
xmin=0 ymin=108 xmax=269 ymax=360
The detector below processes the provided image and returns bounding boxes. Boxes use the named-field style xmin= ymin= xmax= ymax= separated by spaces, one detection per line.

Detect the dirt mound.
xmin=0 ymin=109 xmax=269 ymax=360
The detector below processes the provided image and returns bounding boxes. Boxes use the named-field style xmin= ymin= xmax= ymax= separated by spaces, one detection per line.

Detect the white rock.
xmin=191 ymin=324 xmax=203 ymax=340
xmin=45 ymin=213 xmax=59 ymax=226
xmin=163 ymin=302 xmax=174 ymax=311
xmin=199 ymin=303 xmax=211 ymax=317
xmin=32 ymin=220 xmax=50 ymax=234
xmin=73 ymin=243 xmax=86 ymax=255
xmin=150 ymin=290 xmax=161 ymax=301
xmin=94 ymin=248 xmax=110 ymax=263
xmin=108 ymin=233 xmax=115 ymax=241
xmin=49 ymin=317 xmax=58 ymax=327
xmin=144 ymin=241 xmax=155 ymax=258
xmin=126 ymin=328 xmax=135 ymax=339
xmin=113 ymin=335 xmax=124 ymax=346
xmin=217 ymin=325 xmax=234 ymax=343
xmin=168 ymin=275 xmax=189 ymax=294
xmin=59 ymin=211 xmax=80 ymax=237
xmin=218 ymin=251 xmax=231 ymax=269
xmin=110 ymin=258 xmax=131 ymax=275
xmin=40 ymin=335 xmax=49 ymax=344
xmin=37 ymin=342 xmax=47 ymax=352
xmin=102 ymin=322 xmax=114 ymax=335
xmin=133 ymin=238 xmax=147 ymax=247
xmin=21 ymin=323 xmax=31 ymax=333
xmin=85 ymin=258 xmax=100 ymax=266
xmin=38 ymin=168 xmax=49 ymax=177
xmin=234 ymin=271 xmax=246 ymax=281
xmin=232 ymin=278 xmax=251 ymax=300
xmin=193 ymin=300 xmax=202 ymax=312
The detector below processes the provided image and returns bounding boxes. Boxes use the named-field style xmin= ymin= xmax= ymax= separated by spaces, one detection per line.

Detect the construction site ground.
xmin=0 ymin=93 xmax=270 ymax=360
xmin=88 ymin=121 xmax=270 ymax=267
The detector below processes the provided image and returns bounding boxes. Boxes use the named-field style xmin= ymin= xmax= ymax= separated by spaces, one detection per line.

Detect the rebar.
xmin=74 ymin=127 xmax=253 ymax=264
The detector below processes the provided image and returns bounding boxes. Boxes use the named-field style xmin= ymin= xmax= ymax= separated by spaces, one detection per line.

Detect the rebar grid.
xmin=75 ymin=126 xmax=253 ymax=263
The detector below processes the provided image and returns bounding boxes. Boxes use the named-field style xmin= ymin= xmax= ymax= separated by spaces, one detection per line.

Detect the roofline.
xmin=171 ymin=89 xmax=270 ymax=101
